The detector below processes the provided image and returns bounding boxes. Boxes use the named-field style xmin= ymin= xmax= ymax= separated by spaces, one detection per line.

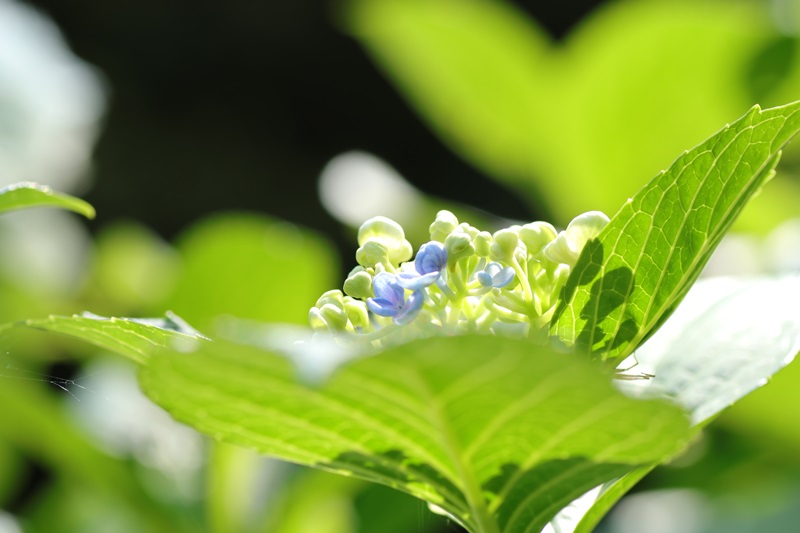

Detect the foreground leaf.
xmin=139 ymin=335 xmax=690 ymax=533
xmin=16 ymin=312 xmax=205 ymax=365
xmin=549 ymin=274 xmax=800 ymax=532
xmin=552 ymin=101 xmax=800 ymax=364
xmin=0 ymin=182 xmax=95 ymax=219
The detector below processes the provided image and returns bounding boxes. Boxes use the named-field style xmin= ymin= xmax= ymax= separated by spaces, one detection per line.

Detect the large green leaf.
xmin=0 ymin=182 xmax=95 ymax=219
xmin=548 ymin=274 xmax=800 ymax=532
xmin=138 ymin=335 xmax=691 ymax=533
xmin=16 ymin=312 xmax=206 ymax=365
xmin=551 ymin=101 xmax=800 ymax=363
xmin=346 ymin=0 xmax=800 ymax=229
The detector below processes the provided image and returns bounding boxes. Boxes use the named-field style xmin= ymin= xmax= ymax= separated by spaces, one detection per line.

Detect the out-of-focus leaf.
xmin=18 ymin=312 xmax=206 ymax=365
xmin=0 ymin=182 xmax=95 ymax=219
xmin=140 ymin=335 xmax=690 ymax=533
xmin=0 ymin=375 xmax=177 ymax=533
xmin=346 ymin=0 xmax=553 ymax=194
xmin=347 ymin=0 xmax=800 ymax=228
xmin=88 ymin=221 xmax=180 ymax=314
xmin=166 ymin=212 xmax=338 ymax=332
xmin=207 ymin=442 xmax=277 ymax=533
xmin=263 ymin=468 xmax=359 ymax=533
xmin=0 ymin=440 xmax=22 ymax=506
xmin=549 ymin=274 xmax=800 ymax=532
xmin=720 ymin=351 xmax=800 ymax=454
xmin=552 ymin=101 xmax=800 ymax=364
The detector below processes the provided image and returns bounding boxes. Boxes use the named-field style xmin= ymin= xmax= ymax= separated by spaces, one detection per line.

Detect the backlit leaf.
xmin=139 ymin=335 xmax=691 ymax=533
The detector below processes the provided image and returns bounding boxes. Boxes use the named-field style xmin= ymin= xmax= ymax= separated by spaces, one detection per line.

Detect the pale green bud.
xmin=458 ymin=222 xmax=479 ymax=238
xmin=474 ymin=231 xmax=492 ymax=257
xmin=343 ymin=297 xmax=369 ymax=329
xmin=490 ymin=229 xmax=519 ymax=262
xmin=445 ymin=231 xmax=475 ymax=263
xmin=308 ymin=307 xmax=327 ymax=331
xmin=343 ymin=267 xmax=374 ymax=299
xmin=553 ymin=263 xmax=571 ymax=286
xmin=429 ymin=210 xmax=459 ymax=242
xmin=357 ymin=216 xmax=413 ymax=265
xmin=316 ymin=289 xmax=344 ymax=309
xmin=519 ymin=221 xmax=558 ymax=255
xmin=319 ymin=303 xmax=349 ymax=331
xmin=356 ymin=241 xmax=390 ymax=268
xmin=544 ymin=211 xmax=609 ymax=267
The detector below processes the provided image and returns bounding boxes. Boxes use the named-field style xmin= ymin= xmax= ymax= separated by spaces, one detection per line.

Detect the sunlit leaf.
xmin=0 ymin=182 xmax=95 ymax=219
xmin=139 ymin=335 xmax=691 ymax=533
xmin=18 ymin=312 xmax=206 ymax=365
xmin=549 ymin=274 xmax=800 ymax=532
xmin=552 ymin=101 xmax=800 ymax=363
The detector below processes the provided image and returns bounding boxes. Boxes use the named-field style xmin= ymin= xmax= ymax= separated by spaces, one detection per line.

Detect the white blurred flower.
xmin=0 ymin=0 xmax=105 ymax=190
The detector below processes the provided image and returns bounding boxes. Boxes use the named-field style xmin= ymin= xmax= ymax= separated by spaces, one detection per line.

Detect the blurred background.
xmin=2 ymin=0 xmax=800 ymax=531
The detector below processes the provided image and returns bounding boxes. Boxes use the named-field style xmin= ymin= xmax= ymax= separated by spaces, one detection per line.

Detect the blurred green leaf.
xmin=721 ymin=354 xmax=800 ymax=453
xmin=166 ymin=212 xmax=338 ymax=332
xmin=0 ymin=439 xmax=22 ymax=506
xmin=139 ymin=335 xmax=690 ymax=533
xmin=0 ymin=374 xmax=177 ymax=532
xmin=262 ymin=468 xmax=359 ymax=533
xmin=551 ymin=101 xmax=800 ymax=363
xmin=0 ymin=182 xmax=95 ymax=219
xmin=19 ymin=312 xmax=206 ymax=365
xmin=89 ymin=221 xmax=180 ymax=314
xmin=347 ymin=0 xmax=800 ymax=227
xmin=207 ymin=442 xmax=274 ymax=533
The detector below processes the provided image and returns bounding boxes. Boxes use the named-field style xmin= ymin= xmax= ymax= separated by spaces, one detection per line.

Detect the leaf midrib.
xmin=404 ymin=365 xmax=500 ymax=533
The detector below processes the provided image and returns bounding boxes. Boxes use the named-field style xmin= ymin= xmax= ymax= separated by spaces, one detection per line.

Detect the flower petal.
xmin=492 ymin=266 xmax=516 ymax=288
xmin=372 ymin=272 xmax=404 ymax=305
xmin=415 ymin=241 xmax=448 ymax=275
xmin=366 ymin=297 xmax=400 ymax=317
xmin=393 ymin=290 xmax=425 ymax=325
xmin=397 ymin=270 xmax=440 ymax=290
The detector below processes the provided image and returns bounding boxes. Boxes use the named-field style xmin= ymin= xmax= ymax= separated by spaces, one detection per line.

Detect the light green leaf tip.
xmin=139 ymin=335 xmax=691 ymax=533
xmin=0 ymin=182 xmax=95 ymax=219
xmin=14 ymin=312 xmax=206 ymax=365
xmin=551 ymin=100 xmax=800 ymax=364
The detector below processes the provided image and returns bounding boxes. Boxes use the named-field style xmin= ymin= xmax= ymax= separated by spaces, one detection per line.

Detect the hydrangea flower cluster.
xmin=309 ymin=210 xmax=609 ymax=348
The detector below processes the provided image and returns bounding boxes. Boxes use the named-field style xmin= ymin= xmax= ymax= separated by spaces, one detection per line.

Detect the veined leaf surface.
xmin=17 ymin=312 xmax=205 ymax=365
xmin=551 ymin=101 xmax=800 ymax=363
xmin=139 ymin=335 xmax=690 ymax=533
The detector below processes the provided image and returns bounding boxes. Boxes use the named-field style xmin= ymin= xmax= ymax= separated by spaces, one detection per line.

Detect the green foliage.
xmin=9 ymin=98 xmax=800 ymax=532
xmin=552 ymin=101 xmax=800 ymax=363
xmin=19 ymin=313 xmax=205 ymax=365
xmin=0 ymin=372 xmax=179 ymax=533
xmin=345 ymin=0 xmax=800 ymax=229
xmin=166 ymin=212 xmax=338 ymax=332
xmin=6 ymin=2 xmax=800 ymax=528
xmin=551 ymin=273 xmax=800 ymax=532
xmin=89 ymin=221 xmax=180 ymax=314
xmin=138 ymin=335 xmax=690 ymax=533
xmin=0 ymin=182 xmax=95 ymax=219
